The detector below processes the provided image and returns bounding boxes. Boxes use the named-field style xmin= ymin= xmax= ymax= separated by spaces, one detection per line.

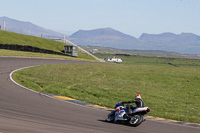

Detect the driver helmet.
xmin=135 ymin=94 xmax=141 ymax=99
xmin=115 ymin=103 xmax=121 ymax=109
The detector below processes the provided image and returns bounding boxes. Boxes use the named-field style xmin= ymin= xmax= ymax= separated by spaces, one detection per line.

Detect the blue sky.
xmin=0 ymin=0 xmax=200 ymax=37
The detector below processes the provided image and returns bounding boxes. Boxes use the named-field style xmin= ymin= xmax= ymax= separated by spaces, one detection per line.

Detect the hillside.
xmin=0 ymin=16 xmax=64 ymax=38
xmin=68 ymin=28 xmax=200 ymax=55
xmin=0 ymin=30 xmax=96 ymax=61
xmin=139 ymin=32 xmax=200 ymax=54
xmin=139 ymin=32 xmax=177 ymax=42
xmin=0 ymin=30 xmax=66 ymax=53
xmin=70 ymin=28 xmax=137 ymax=40
xmin=68 ymin=28 xmax=139 ymax=49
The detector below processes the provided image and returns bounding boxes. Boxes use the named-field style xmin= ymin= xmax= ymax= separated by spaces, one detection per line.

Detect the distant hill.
xmin=0 ymin=16 xmax=64 ymax=38
xmin=139 ymin=32 xmax=177 ymax=42
xmin=68 ymin=28 xmax=139 ymax=49
xmin=68 ymin=28 xmax=200 ymax=54
xmin=1 ymin=16 xmax=200 ymax=54
xmin=138 ymin=32 xmax=200 ymax=54
xmin=139 ymin=32 xmax=200 ymax=44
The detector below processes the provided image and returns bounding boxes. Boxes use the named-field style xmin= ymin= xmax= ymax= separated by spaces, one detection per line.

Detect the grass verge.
xmin=13 ymin=63 xmax=200 ymax=123
xmin=0 ymin=49 xmax=96 ymax=61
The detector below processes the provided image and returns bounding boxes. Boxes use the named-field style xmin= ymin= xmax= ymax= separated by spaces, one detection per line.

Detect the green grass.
xmin=0 ymin=30 xmax=96 ymax=61
xmin=0 ymin=49 xmax=95 ymax=61
xmin=96 ymin=54 xmax=200 ymax=67
xmin=0 ymin=30 xmax=66 ymax=52
xmin=13 ymin=63 xmax=200 ymax=123
xmin=81 ymin=46 xmax=200 ymax=59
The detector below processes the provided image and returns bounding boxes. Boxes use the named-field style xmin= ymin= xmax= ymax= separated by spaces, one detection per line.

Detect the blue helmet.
xmin=115 ymin=103 xmax=121 ymax=109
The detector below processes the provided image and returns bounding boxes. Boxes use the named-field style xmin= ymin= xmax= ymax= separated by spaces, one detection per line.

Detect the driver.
xmin=119 ymin=94 xmax=144 ymax=108
xmin=106 ymin=94 xmax=145 ymax=122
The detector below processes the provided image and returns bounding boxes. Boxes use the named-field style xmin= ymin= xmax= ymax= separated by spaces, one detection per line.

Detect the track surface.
xmin=0 ymin=57 xmax=199 ymax=133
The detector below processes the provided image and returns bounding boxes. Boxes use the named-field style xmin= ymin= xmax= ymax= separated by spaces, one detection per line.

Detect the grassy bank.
xmin=0 ymin=30 xmax=66 ymax=52
xmin=0 ymin=30 xmax=96 ymax=61
xmin=13 ymin=63 xmax=200 ymax=123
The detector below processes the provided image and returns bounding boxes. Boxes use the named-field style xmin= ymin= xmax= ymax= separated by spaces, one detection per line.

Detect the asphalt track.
xmin=0 ymin=57 xmax=199 ymax=133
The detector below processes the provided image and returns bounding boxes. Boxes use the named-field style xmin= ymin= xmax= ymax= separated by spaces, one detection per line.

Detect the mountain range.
xmin=68 ymin=29 xmax=200 ymax=54
xmin=68 ymin=28 xmax=139 ymax=49
xmin=0 ymin=16 xmax=200 ymax=54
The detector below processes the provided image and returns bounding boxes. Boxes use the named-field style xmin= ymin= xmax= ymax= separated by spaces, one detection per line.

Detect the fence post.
xmin=3 ymin=21 xmax=6 ymax=31
xmin=63 ymin=35 xmax=66 ymax=43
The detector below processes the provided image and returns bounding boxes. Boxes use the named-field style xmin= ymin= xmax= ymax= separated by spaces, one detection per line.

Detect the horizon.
xmin=0 ymin=0 xmax=199 ymax=38
xmin=1 ymin=16 xmax=200 ymax=39
xmin=1 ymin=15 xmax=200 ymax=55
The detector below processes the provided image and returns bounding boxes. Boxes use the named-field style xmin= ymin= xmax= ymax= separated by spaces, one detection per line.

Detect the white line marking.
xmin=9 ymin=66 xmax=106 ymax=112
xmin=10 ymin=66 xmax=40 ymax=94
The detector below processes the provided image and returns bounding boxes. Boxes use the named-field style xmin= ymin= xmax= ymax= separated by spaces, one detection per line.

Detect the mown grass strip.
xmin=13 ymin=63 xmax=200 ymax=123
